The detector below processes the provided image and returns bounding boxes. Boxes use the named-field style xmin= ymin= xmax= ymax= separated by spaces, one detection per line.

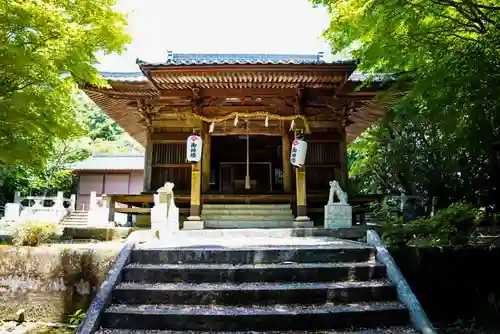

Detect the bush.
xmin=12 ymin=221 xmax=62 ymax=246
xmin=381 ymin=203 xmax=485 ymax=247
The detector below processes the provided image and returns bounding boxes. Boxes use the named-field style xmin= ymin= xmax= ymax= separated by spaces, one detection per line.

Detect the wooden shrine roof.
xmin=83 ymin=52 xmax=392 ymax=146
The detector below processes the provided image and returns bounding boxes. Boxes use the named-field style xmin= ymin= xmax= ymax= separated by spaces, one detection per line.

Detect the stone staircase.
xmin=201 ymin=204 xmax=310 ymax=229
xmin=61 ymin=210 xmax=88 ymax=226
xmin=96 ymin=242 xmax=417 ymax=333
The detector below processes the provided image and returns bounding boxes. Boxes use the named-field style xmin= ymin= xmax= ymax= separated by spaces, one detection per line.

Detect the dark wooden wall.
xmin=151 ymin=142 xmax=191 ymax=192
xmin=149 ymin=131 xmax=345 ymax=194
xmin=305 ymin=132 xmax=343 ymax=192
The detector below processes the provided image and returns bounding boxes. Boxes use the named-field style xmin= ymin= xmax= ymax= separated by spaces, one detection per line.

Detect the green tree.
xmin=313 ymin=0 xmax=500 ymax=212
xmin=75 ymin=93 xmax=125 ymax=142
xmin=0 ymin=0 xmax=130 ymax=167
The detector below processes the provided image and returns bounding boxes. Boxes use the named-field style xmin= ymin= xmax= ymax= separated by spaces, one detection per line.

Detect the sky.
xmin=95 ymin=0 xmax=334 ymax=72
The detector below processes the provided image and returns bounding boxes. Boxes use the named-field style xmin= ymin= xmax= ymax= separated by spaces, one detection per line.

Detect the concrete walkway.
xmin=129 ymin=228 xmax=370 ymax=250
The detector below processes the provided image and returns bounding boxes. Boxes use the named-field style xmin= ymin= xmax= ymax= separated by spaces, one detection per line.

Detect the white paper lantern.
xmin=290 ymin=137 xmax=307 ymax=168
xmin=186 ymin=134 xmax=203 ymax=163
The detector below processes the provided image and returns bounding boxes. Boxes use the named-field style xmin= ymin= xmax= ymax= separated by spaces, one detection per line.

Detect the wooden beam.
xmin=202 ymin=106 xmax=290 ymax=113
xmin=108 ymin=194 xmax=153 ymax=203
xmin=152 ymin=164 xmax=191 ymax=168
xmin=151 ymin=132 xmax=189 ymax=141
xmin=115 ymin=207 xmax=151 ymax=213
xmin=210 ymin=127 xmax=284 ymax=136
xmin=152 ymin=119 xmax=200 ymax=128
xmin=309 ymin=121 xmax=342 ymax=129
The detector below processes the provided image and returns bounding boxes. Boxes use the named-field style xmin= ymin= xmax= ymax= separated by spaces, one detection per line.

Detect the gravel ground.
xmin=0 ymin=322 xmax=75 ymax=334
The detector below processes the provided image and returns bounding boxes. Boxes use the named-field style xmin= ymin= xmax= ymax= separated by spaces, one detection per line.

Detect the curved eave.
xmin=72 ymin=168 xmax=144 ymax=174
xmin=83 ymin=89 xmax=148 ymax=147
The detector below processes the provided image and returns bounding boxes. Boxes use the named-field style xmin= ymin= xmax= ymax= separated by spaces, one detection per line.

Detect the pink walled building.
xmin=71 ymin=153 xmax=144 ymax=210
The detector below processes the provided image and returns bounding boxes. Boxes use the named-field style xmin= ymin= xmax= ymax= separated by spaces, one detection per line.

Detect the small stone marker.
xmin=4 ymin=203 xmax=20 ymax=221
xmin=15 ymin=309 xmax=25 ymax=323
xmin=324 ymin=180 xmax=352 ymax=228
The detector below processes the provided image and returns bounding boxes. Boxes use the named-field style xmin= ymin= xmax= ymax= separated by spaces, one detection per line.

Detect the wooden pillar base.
xmin=189 ymin=204 xmax=201 ymax=218
xmin=296 ymin=205 xmax=308 ymax=217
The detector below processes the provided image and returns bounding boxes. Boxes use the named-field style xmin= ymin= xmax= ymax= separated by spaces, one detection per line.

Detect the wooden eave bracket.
xmin=136 ymin=99 xmax=156 ymax=128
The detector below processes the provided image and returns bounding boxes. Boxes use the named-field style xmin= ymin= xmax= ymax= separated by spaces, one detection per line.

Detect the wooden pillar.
xmin=107 ymin=196 xmax=116 ymax=223
xmin=295 ymin=167 xmax=308 ymax=218
xmin=282 ymin=132 xmax=292 ymax=193
xmin=294 ymin=130 xmax=309 ymax=221
xmin=184 ymin=160 xmax=204 ymax=229
xmin=143 ymin=132 xmax=153 ymax=192
xmin=339 ymin=127 xmax=348 ymax=190
xmin=201 ymin=123 xmax=211 ymax=192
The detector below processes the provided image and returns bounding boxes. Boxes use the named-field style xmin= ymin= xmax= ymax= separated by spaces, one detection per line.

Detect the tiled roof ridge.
xmin=135 ymin=50 xmax=357 ymax=67
xmin=168 ymin=51 xmax=324 ymax=61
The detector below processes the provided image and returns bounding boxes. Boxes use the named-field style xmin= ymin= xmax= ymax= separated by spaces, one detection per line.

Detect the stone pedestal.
xmin=183 ymin=217 xmax=204 ymax=230
xmin=292 ymin=220 xmax=314 ymax=228
xmin=324 ymin=203 xmax=352 ymax=228
xmin=4 ymin=203 xmax=20 ymax=221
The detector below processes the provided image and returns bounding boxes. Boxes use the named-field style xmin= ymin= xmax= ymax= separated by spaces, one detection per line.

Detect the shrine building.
xmin=82 ymin=51 xmax=389 ymax=228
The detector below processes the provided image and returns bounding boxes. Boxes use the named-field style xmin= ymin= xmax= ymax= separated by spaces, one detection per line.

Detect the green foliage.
xmin=381 ymin=203 xmax=485 ymax=247
xmin=68 ymin=309 xmax=86 ymax=326
xmin=75 ymin=93 xmax=124 ymax=142
xmin=313 ymin=0 xmax=500 ymax=212
xmin=12 ymin=221 xmax=61 ymax=246
xmin=0 ymin=0 xmax=130 ymax=167
xmin=74 ymin=93 xmax=143 ymax=153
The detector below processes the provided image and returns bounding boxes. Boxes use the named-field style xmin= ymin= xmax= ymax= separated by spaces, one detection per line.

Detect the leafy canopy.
xmin=0 ymin=0 xmax=130 ymax=166
xmin=313 ymin=0 xmax=500 ymax=211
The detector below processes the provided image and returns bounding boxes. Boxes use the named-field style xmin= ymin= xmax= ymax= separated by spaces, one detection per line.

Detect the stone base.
xmin=183 ymin=218 xmax=204 ymax=230
xmin=292 ymin=220 xmax=314 ymax=228
xmin=324 ymin=203 xmax=352 ymax=228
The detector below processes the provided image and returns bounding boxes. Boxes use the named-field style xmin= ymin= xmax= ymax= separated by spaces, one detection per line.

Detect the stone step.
xmin=130 ymin=245 xmax=374 ymax=265
xmin=150 ymin=228 xmax=368 ymax=240
xmin=202 ymin=208 xmax=293 ymax=215
xmin=101 ymin=301 xmax=410 ymax=331
xmin=123 ymin=262 xmax=385 ymax=283
xmin=202 ymin=214 xmax=294 ymax=221
xmin=96 ymin=328 xmax=419 ymax=334
xmin=203 ymin=204 xmax=291 ymax=209
xmin=113 ymin=280 xmax=397 ymax=305
xmin=204 ymin=220 xmax=309 ymax=229
xmin=64 ymin=218 xmax=88 ymax=221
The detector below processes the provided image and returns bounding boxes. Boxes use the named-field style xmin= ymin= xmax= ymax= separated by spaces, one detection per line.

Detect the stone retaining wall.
xmin=0 ymin=242 xmax=121 ymax=322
